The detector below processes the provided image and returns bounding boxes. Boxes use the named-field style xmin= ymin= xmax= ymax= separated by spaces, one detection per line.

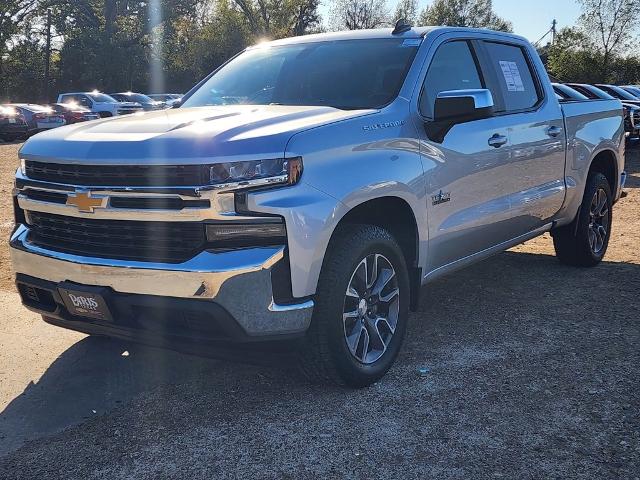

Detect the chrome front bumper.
xmin=10 ymin=225 xmax=313 ymax=337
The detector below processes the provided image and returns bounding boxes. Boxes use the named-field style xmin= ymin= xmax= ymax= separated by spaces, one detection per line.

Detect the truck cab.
xmin=12 ymin=26 xmax=625 ymax=386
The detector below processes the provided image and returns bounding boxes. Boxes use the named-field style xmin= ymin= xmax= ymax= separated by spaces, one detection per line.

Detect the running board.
xmin=422 ymin=223 xmax=554 ymax=285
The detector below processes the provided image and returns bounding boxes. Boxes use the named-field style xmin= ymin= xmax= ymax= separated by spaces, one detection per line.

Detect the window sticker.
xmin=499 ymin=61 xmax=525 ymax=92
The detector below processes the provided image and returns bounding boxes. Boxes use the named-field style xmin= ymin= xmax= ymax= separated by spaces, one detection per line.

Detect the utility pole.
xmin=44 ymin=9 xmax=52 ymax=103
xmin=551 ymin=19 xmax=557 ymax=46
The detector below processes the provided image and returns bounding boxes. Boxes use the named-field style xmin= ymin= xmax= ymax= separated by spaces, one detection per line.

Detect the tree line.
xmin=1 ymin=0 xmax=639 ymax=103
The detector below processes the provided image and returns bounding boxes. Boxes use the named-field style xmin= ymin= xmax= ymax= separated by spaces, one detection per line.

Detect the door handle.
xmin=546 ymin=126 xmax=563 ymax=137
xmin=488 ymin=134 xmax=508 ymax=148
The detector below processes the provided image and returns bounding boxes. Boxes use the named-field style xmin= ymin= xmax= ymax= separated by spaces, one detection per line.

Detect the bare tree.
xmin=392 ymin=0 xmax=417 ymax=25
xmin=234 ymin=0 xmax=321 ymax=37
xmin=577 ymin=0 xmax=640 ymax=76
xmin=329 ymin=0 xmax=389 ymax=31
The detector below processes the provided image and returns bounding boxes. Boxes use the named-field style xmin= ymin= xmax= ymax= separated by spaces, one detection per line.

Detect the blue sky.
xmin=320 ymin=0 xmax=582 ymax=42
xmin=491 ymin=0 xmax=581 ymax=41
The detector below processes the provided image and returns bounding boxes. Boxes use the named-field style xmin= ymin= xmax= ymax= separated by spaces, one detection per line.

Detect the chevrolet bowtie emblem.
xmin=66 ymin=191 xmax=108 ymax=213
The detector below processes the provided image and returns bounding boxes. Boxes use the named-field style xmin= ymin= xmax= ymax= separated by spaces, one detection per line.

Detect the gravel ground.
xmin=0 ymin=141 xmax=638 ymax=479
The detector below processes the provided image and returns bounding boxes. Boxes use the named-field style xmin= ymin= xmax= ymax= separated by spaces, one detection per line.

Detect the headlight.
xmin=20 ymin=158 xmax=26 ymax=176
xmin=209 ymin=157 xmax=302 ymax=190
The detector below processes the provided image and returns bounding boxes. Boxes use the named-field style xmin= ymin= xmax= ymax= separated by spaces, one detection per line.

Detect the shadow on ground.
xmin=624 ymin=140 xmax=640 ymax=187
xmin=1 ymin=250 xmax=639 ymax=478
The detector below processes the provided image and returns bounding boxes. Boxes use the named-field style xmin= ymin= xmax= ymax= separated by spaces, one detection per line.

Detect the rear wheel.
xmin=552 ymin=172 xmax=612 ymax=267
xmin=298 ymin=224 xmax=410 ymax=387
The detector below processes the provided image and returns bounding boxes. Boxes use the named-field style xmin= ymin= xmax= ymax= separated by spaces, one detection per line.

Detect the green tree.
xmin=418 ymin=0 xmax=512 ymax=32
xmin=546 ymin=27 xmax=603 ymax=82
xmin=2 ymin=38 xmax=51 ymax=102
xmin=0 ymin=0 xmax=39 ymax=100
xmin=577 ymin=0 xmax=640 ymax=79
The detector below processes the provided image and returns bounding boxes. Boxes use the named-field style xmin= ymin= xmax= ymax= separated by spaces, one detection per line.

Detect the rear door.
xmin=478 ymin=40 xmax=566 ymax=233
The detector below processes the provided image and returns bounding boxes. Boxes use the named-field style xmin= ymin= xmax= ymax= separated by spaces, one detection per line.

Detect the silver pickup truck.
xmin=10 ymin=26 xmax=626 ymax=386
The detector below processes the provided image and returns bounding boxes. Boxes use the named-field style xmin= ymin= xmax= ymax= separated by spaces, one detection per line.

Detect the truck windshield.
xmin=182 ymin=39 xmax=420 ymax=110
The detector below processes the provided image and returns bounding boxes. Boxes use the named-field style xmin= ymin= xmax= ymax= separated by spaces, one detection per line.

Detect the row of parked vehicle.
xmin=5 ymin=83 xmax=639 ymax=142
xmin=552 ymin=83 xmax=640 ymax=138
xmin=0 ymin=91 xmax=183 ymax=142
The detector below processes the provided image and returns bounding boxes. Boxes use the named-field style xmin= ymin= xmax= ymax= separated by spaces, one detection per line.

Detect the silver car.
xmin=10 ymin=26 xmax=625 ymax=386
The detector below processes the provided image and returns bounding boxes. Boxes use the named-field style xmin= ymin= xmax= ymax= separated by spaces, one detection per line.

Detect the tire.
xmin=298 ymin=224 xmax=410 ymax=387
xmin=552 ymin=172 xmax=613 ymax=267
xmin=98 ymin=111 xmax=112 ymax=118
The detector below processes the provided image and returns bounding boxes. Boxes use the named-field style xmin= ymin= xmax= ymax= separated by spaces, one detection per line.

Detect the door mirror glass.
xmin=434 ymin=89 xmax=495 ymax=123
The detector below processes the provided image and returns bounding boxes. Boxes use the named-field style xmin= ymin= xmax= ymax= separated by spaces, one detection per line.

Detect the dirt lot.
xmin=0 ymin=142 xmax=20 ymax=290
xmin=0 ymin=141 xmax=638 ymax=478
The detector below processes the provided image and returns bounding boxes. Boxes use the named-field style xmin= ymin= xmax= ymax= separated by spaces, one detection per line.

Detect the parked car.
xmin=147 ymin=93 xmax=183 ymax=107
xmin=49 ymin=103 xmax=100 ymax=124
xmin=11 ymin=26 xmax=626 ymax=386
xmin=595 ymin=84 xmax=640 ymax=107
xmin=57 ymin=92 xmax=143 ymax=117
xmin=6 ymin=103 xmax=66 ymax=136
xmin=621 ymin=85 xmax=640 ymax=98
xmin=0 ymin=105 xmax=29 ymax=141
xmin=552 ymin=83 xmax=589 ymax=101
xmin=109 ymin=92 xmax=166 ymax=111
xmin=565 ymin=83 xmax=640 ymax=137
xmin=564 ymin=83 xmax=616 ymax=100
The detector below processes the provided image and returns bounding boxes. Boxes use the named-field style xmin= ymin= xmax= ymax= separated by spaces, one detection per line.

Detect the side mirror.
xmin=171 ymin=99 xmax=182 ymax=109
xmin=433 ymin=89 xmax=494 ymax=123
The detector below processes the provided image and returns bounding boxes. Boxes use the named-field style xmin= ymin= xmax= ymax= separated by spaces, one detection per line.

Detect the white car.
xmin=56 ymin=92 xmax=143 ymax=117
xmin=148 ymin=93 xmax=183 ymax=107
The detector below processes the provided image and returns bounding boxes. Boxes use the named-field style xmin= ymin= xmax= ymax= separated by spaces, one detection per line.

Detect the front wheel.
xmin=552 ymin=172 xmax=613 ymax=267
xmin=298 ymin=224 xmax=410 ymax=387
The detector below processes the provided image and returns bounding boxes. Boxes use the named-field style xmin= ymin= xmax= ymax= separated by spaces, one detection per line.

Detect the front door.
xmin=415 ymin=39 xmax=522 ymax=272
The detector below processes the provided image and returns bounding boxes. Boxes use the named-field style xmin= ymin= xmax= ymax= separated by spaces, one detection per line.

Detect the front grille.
xmin=25 ymin=160 xmax=208 ymax=186
xmin=27 ymin=211 xmax=206 ymax=263
xmin=22 ymin=189 xmax=210 ymax=210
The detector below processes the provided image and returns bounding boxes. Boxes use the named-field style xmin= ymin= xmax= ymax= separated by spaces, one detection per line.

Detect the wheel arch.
xmin=588 ymin=149 xmax=618 ymax=196
xmin=327 ymin=196 xmax=422 ymax=310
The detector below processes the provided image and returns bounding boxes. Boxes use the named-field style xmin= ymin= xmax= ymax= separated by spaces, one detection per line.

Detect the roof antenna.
xmin=392 ymin=18 xmax=412 ymax=35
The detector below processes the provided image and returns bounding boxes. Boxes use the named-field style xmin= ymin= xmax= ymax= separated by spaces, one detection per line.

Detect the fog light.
xmin=205 ymin=221 xmax=286 ymax=247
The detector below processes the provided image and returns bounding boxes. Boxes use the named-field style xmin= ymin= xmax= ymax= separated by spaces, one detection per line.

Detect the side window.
xmin=78 ymin=95 xmax=92 ymax=108
xmin=483 ymin=42 xmax=540 ymax=112
xmin=420 ymin=41 xmax=483 ymax=118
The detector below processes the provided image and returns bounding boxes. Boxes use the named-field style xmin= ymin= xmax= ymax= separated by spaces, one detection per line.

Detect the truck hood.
xmin=20 ymin=105 xmax=374 ymax=164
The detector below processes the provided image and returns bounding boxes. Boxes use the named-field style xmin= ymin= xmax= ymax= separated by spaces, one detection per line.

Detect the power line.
xmin=533 ymin=19 xmax=558 ymax=48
